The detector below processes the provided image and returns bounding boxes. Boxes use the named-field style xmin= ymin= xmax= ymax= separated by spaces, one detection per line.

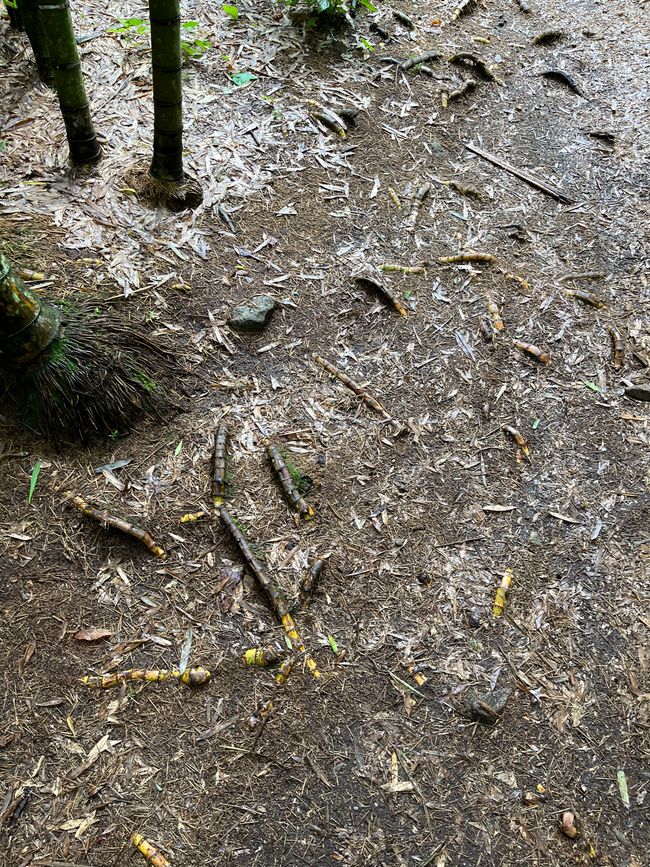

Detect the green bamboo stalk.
xmin=0 ymin=254 xmax=61 ymax=367
xmin=148 ymin=0 xmax=184 ymax=183
xmin=16 ymin=0 xmax=53 ymax=83
xmin=5 ymin=0 xmax=24 ymax=30
xmin=37 ymin=0 xmax=101 ymax=165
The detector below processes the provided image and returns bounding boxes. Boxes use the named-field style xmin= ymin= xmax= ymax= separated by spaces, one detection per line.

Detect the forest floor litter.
xmin=1 ymin=1 xmax=648 ymax=865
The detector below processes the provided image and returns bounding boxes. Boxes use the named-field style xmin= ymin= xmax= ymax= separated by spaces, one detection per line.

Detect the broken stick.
xmin=465 ymin=143 xmax=573 ymax=204
xmin=267 ymin=444 xmax=314 ymax=520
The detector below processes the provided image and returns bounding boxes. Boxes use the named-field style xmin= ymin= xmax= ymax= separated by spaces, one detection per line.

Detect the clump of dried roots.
xmin=126 ymin=166 xmax=203 ymax=213
xmin=5 ymin=303 xmax=179 ymax=441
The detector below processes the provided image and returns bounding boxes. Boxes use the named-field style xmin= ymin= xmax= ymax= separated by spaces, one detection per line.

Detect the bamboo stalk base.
xmin=130 ymin=169 xmax=203 ymax=212
xmin=3 ymin=302 xmax=178 ymax=441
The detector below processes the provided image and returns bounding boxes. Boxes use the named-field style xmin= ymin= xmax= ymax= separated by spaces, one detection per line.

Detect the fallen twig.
xmin=406 ymin=182 xmax=430 ymax=232
xmin=465 ymin=142 xmax=573 ymax=204
xmin=439 ymin=252 xmax=495 ymax=264
xmin=298 ymin=559 xmax=325 ymax=608
xmin=377 ymin=264 xmax=426 ymax=275
xmin=400 ymin=50 xmax=440 ymax=71
xmin=393 ymin=9 xmax=415 ymax=28
xmin=503 ymin=425 xmax=531 ymax=461
xmin=219 ymin=507 xmax=320 ymax=679
xmin=212 ymin=423 xmax=228 ymax=507
xmin=608 ymin=326 xmax=624 ymax=369
xmin=67 ymin=493 xmax=165 ymax=558
xmin=217 ymin=204 xmax=238 ymax=234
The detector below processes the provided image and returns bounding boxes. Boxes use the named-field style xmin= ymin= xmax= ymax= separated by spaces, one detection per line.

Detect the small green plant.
xmin=222 ymin=3 xmax=239 ymax=20
xmin=284 ymin=0 xmax=377 ymax=28
xmin=108 ymin=17 xmax=148 ymax=36
xmin=181 ymin=21 xmax=211 ymax=61
xmin=281 ymin=451 xmax=313 ymax=496
xmin=109 ymin=17 xmax=211 ymax=62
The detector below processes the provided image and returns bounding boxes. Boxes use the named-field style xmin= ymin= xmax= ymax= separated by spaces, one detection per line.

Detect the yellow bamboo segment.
xmin=492 ymin=569 xmax=513 ymax=617
xmin=80 ymin=667 xmax=210 ymax=688
xmin=131 ymin=833 xmax=171 ymax=867
xmin=281 ymin=612 xmax=320 ymax=678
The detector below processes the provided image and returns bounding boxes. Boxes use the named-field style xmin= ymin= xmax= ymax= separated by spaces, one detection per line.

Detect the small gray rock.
xmin=228 ymin=295 xmax=277 ymax=332
xmin=467 ymin=687 xmax=512 ymax=724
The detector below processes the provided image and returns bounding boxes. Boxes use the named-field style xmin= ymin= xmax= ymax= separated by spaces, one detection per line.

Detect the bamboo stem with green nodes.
xmin=148 ymin=0 xmax=184 ymax=183
xmin=38 ymin=0 xmax=101 ymax=164
xmin=16 ymin=0 xmax=53 ymax=83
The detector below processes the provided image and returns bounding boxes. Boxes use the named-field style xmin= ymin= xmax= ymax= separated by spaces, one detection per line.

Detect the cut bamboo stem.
xmin=267 ymin=444 xmax=314 ymax=520
xmin=311 ymin=352 xmax=391 ymax=419
xmin=81 ymin=667 xmax=210 ymax=688
xmin=212 ymin=423 xmax=228 ymax=506
xmin=219 ymin=506 xmax=320 ymax=679
xmin=67 ymin=492 xmax=166 ymax=557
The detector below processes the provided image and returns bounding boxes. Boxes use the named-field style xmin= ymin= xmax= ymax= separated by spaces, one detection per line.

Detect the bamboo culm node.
xmin=67 ymin=492 xmax=166 ymax=558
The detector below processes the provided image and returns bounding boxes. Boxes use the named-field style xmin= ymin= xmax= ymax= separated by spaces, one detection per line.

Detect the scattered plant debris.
xmin=311 ymin=352 xmax=391 ymax=418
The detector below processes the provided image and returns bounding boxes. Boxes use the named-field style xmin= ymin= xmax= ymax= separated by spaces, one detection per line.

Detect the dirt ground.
xmin=1 ymin=1 xmax=649 ymax=865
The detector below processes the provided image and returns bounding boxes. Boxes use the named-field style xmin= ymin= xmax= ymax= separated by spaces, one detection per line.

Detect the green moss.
xmin=133 ymin=370 xmax=157 ymax=391
xmin=47 ymin=337 xmax=78 ymax=373
xmin=281 ymin=451 xmax=312 ymax=495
